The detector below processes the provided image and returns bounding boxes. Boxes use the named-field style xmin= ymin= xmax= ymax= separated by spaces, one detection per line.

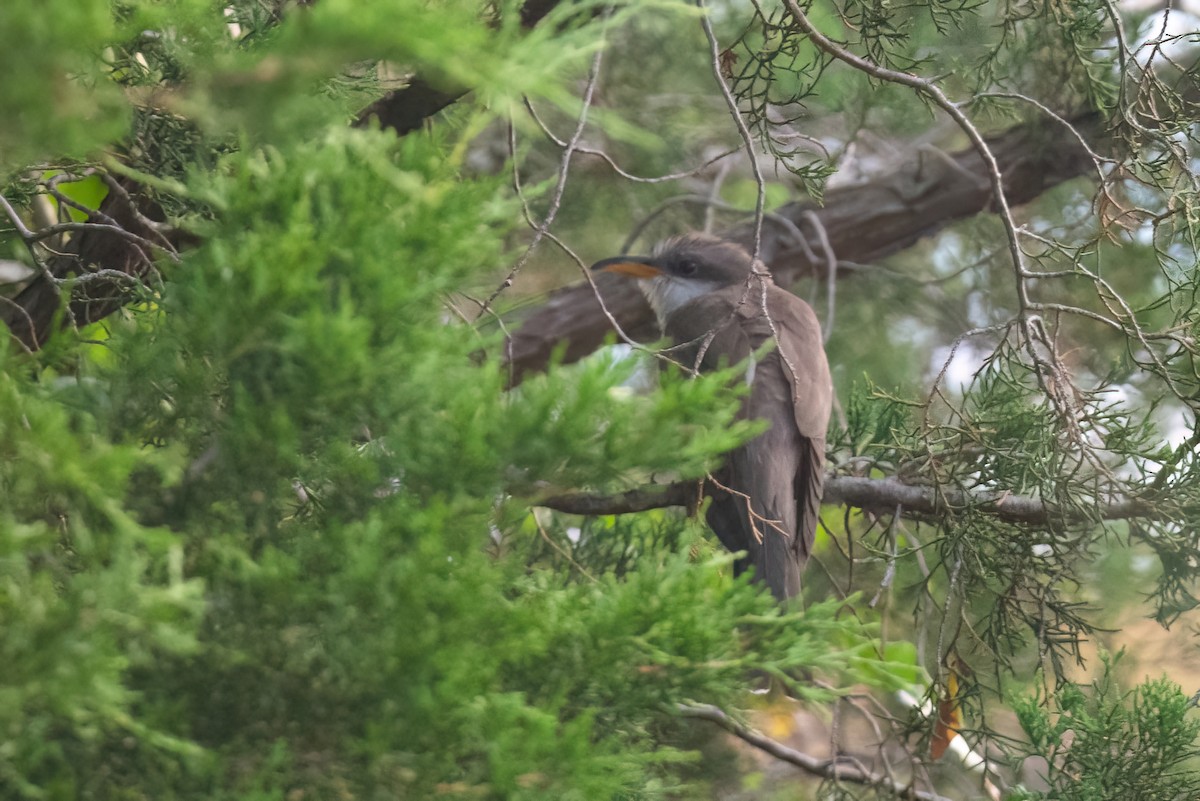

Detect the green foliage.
xmin=1010 ymin=656 xmax=1200 ymax=801
xmin=0 ymin=359 xmax=205 ymax=797
xmin=107 ymin=129 xmax=756 ymax=526
xmin=0 ymin=0 xmax=127 ymax=172
xmin=834 ymin=377 xmax=920 ymax=464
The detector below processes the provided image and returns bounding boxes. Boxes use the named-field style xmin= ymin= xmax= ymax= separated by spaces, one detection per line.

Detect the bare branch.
xmin=481 ymin=43 xmax=606 ymax=316
xmin=539 ymin=474 xmax=1156 ymax=526
xmin=698 ymin=0 xmax=766 ymax=259
xmin=778 ymin=0 xmax=1108 ymax=473
xmin=353 ymin=0 xmax=565 ymax=134
xmin=523 ymin=98 xmax=739 ymax=185
xmin=677 ymin=702 xmax=953 ymax=801
xmin=540 ymin=482 xmax=697 ymax=516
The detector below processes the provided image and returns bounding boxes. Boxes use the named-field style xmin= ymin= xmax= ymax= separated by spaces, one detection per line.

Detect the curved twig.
xmin=678 ymin=702 xmax=953 ymax=801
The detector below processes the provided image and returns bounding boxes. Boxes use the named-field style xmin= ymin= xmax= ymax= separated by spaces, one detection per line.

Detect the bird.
xmin=592 ymin=233 xmax=832 ymax=602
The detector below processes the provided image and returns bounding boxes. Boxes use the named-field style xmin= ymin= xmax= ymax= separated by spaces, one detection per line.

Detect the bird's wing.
xmin=731 ymin=285 xmax=832 ymax=439
xmin=737 ymin=285 xmax=832 ymax=568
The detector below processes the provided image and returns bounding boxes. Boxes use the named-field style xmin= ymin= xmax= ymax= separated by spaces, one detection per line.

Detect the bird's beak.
xmin=590 ymin=256 xmax=664 ymax=279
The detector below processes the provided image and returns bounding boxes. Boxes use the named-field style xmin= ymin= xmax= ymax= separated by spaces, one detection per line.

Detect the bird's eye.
xmin=677 ymin=259 xmax=698 ymax=277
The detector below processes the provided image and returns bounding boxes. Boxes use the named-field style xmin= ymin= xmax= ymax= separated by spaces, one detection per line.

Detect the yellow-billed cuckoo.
xmin=593 ymin=233 xmax=832 ymax=601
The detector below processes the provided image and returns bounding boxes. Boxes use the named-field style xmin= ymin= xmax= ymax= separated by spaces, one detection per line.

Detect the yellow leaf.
xmin=931 ymin=665 xmax=963 ymax=760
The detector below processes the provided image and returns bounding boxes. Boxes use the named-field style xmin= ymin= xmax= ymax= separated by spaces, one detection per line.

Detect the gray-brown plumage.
xmin=593 ymin=233 xmax=832 ymax=601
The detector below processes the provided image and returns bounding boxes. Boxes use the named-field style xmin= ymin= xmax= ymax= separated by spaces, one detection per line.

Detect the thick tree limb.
xmin=677 ymin=703 xmax=951 ymax=801
xmin=505 ymin=112 xmax=1101 ymax=383
xmin=540 ymin=473 xmax=1155 ymax=526
xmin=353 ymin=0 xmax=564 ymax=133
xmin=820 ymin=475 xmax=1153 ymax=524
xmin=353 ymin=76 xmax=464 ymax=135
xmin=541 ymin=482 xmax=699 ymax=515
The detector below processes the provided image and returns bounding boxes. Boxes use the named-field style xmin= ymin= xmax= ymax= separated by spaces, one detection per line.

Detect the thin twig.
xmin=779 ymin=0 xmax=1107 ymax=469
xmin=698 ymin=0 xmax=765 ymax=260
xmin=479 ymin=44 xmax=606 ymax=316
xmin=798 ymin=210 xmax=837 ymax=342
xmin=678 ymin=703 xmax=952 ymax=801
xmin=523 ymin=97 xmax=739 ymax=184
xmin=532 ymin=513 xmax=597 ymax=582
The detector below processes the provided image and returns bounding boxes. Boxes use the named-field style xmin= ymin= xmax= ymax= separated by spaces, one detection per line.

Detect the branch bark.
xmin=353 ymin=0 xmax=564 ymax=133
xmin=505 ymin=112 xmax=1101 ymax=383
xmin=540 ymin=472 xmax=1155 ymax=526
xmin=353 ymin=76 xmax=464 ymax=135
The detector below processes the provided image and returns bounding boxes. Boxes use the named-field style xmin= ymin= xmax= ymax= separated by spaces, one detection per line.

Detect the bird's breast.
xmin=642 ymin=276 xmax=721 ymax=327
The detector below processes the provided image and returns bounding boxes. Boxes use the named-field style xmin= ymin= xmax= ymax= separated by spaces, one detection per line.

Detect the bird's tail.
xmin=705 ymin=472 xmax=801 ymax=603
xmin=706 ymin=435 xmax=825 ymax=603
xmin=761 ymin=510 xmax=802 ymax=602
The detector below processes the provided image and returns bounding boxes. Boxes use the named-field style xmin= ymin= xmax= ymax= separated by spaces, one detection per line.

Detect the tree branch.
xmin=540 ymin=473 xmax=1155 ymax=526
xmin=1 ymin=174 xmax=177 ymax=350
xmin=353 ymin=0 xmax=565 ymax=134
xmin=353 ymin=76 xmax=464 ymax=135
xmin=677 ymin=703 xmax=952 ymax=801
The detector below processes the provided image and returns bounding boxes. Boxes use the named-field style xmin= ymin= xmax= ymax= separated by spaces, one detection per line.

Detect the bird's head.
xmin=591 ymin=233 xmax=758 ymax=323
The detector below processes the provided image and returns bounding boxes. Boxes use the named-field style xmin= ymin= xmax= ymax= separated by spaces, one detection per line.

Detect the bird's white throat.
xmin=641 ymin=276 xmax=720 ymax=327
